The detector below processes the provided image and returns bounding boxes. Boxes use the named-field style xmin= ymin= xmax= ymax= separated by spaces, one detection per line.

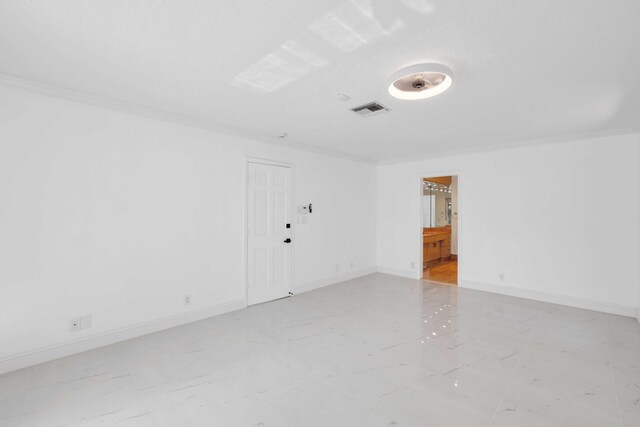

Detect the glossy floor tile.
xmin=1 ymin=273 xmax=639 ymax=426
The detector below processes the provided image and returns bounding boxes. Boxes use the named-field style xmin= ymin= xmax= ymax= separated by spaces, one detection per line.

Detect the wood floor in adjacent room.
xmin=423 ymin=258 xmax=458 ymax=285
xmin=0 ymin=273 xmax=639 ymax=426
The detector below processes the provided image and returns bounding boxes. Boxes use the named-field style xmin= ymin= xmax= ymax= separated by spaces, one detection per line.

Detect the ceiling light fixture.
xmin=388 ymin=63 xmax=453 ymax=100
xmin=423 ymin=182 xmax=451 ymax=193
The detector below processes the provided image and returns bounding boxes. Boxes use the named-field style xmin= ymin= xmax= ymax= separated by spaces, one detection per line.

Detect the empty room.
xmin=1 ymin=1 xmax=639 ymax=426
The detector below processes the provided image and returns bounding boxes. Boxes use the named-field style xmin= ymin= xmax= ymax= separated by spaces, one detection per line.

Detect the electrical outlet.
xmin=499 ymin=272 xmax=505 ymax=281
xmin=410 ymin=262 xmax=415 ymax=270
xmin=350 ymin=261 xmax=354 ymax=269
xmin=184 ymin=295 xmax=192 ymax=306
xmin=335 ymin=264 xmax=340 ymax=273
xmin=69 ymin=318 xmax=82 ymax=332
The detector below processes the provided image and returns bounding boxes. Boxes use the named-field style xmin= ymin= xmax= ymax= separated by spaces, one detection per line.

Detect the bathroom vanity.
xmin=423 ymin=227 xmax=452 ymax=268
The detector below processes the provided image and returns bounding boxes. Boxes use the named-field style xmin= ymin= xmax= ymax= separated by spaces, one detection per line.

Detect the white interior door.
xmin=247 ymin=162 xmax=293 ymax=305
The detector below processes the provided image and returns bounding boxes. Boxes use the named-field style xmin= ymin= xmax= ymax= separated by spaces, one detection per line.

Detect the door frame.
xmin=419 ymin=171 xmax=462 ymax=283
xmin=244 ymin=157 xmax=295 ymax=306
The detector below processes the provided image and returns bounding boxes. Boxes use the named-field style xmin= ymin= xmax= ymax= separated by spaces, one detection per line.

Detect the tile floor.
xmin=0 ymin=273 xmax=639 ymax=426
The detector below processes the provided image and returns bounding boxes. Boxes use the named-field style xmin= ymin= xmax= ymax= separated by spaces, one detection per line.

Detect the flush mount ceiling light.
xmin=388 ymin=63 xmax=453 ymax=100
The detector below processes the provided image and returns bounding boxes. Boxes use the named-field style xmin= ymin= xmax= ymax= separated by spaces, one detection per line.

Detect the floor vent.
xmin=351 ymin=101 xmax=390 ymax=117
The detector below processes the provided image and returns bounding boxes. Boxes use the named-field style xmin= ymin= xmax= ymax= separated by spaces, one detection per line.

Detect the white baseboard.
xmin=295 ymin=267 xmax=377 ymax=294
xmin=376 ymin=266 xmax=419 ymax=279
xmin=460 ymin=280 xmax=638 ymax=318
xmin=0 ymin=298 xmax=246 ymax=375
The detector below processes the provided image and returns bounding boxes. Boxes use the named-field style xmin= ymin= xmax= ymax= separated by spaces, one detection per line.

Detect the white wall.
xmin=378 ymin=133 xmax=640 ymax=316
xmin=0 ymin=85 xmax=377 ymax=371
xmin=2 ymin=81 xmax=638 ymax=374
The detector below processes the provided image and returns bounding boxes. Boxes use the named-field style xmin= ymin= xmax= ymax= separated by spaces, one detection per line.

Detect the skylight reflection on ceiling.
xmin=397 ymin=0 xmax=434 ymax=15
xmin=308 ymin=0 xmax=405 ymax=53
xmin=231 ymin=0 xmax=434 ymax=93
xmin=231 ymin=40 xmax=328 ymax=93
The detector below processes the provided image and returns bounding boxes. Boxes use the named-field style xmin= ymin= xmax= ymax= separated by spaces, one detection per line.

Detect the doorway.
xmin=246 ymin=161 xmax=293 ymax=305
xmin=421 ymin=175 xmax=458 ymax=285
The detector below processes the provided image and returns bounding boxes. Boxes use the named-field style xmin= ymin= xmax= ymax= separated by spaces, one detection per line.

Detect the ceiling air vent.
xmin=351 ymin=101 xmax=390 ymax=117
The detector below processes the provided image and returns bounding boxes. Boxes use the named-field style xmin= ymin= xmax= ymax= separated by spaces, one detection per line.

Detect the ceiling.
xmin=1 ymin=0 xmax=639 ymax=163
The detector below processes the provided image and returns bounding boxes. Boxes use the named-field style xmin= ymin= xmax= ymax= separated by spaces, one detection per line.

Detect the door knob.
xmin=284 ymin=238 xmax=292 ymax=243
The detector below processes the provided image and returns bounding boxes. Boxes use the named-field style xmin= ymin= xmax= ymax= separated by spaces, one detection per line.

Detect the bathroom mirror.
xmin=422 ymin=177 xmax=454 ymax=228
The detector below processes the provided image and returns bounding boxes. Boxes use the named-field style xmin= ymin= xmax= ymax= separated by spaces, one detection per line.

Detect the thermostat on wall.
xmin=298 ymin=203 xmax=312 ymax=215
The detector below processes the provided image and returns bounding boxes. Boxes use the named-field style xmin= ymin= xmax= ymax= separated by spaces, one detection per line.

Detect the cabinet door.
xmin=427 ymin=242 xmax=441 ymax=261
xmin=442 ymin=237 xmax=451 ymax=257
xmin=442 ymin=243 xmax=451 ymax=258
